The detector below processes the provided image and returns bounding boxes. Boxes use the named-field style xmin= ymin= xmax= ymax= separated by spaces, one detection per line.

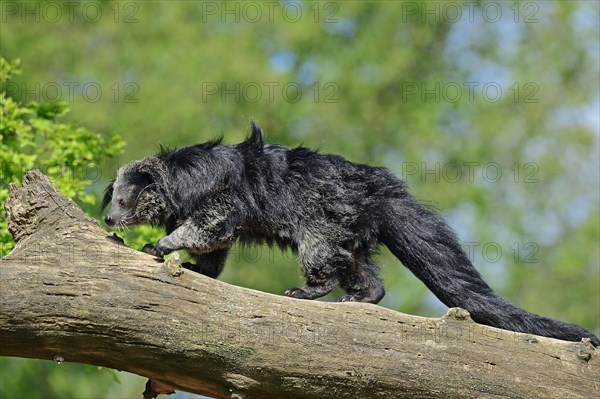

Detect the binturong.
xmin=102 ymin=122 xmax=599 ymax=346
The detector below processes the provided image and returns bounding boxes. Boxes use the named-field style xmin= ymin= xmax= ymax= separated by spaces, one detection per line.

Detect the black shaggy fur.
xmin=103 ymin=122 xmax=599 ymax=346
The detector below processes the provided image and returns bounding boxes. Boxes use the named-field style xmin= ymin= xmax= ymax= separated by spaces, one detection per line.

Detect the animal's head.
xmin=102 ymin=157 xmax=169 ymax=227
xmin=102 ymin=121 xmax=264 ymax=227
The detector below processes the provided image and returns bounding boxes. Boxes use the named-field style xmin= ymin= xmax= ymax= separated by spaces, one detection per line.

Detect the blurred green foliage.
xmin=1 ymin=1 xmax=599 ymax=398
xmin=0 ymin=57 xmax=125 ymax=255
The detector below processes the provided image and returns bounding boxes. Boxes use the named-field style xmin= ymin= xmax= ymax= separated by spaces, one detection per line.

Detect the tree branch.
xmin=1 ymin=170 xmax=598 ymax=399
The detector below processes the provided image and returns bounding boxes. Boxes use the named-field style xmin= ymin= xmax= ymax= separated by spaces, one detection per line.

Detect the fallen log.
xmin=0 ymin=170 xmax=597 ymax=398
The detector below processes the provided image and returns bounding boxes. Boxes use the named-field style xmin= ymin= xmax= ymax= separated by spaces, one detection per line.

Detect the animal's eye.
xmin=118 ymin=199 xmax=125 ymax=206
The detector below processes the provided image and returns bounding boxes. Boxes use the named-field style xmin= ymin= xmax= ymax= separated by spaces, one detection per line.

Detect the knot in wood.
xmin=164 ymin=253 xmax=184 ymax=277
xmin=443 ymin=307 xmax=472 ymax=322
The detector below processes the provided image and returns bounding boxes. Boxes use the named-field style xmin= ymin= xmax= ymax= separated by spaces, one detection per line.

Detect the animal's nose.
xmin=105 ymin=215 xmax=114 ymax=226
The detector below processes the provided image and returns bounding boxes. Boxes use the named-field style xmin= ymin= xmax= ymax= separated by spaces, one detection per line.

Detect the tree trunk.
xmin=0 ymin=170 xmax=598 ymax=399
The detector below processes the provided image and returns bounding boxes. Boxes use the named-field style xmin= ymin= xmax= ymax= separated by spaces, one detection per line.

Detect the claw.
xmin=142 ymin=243 xmax=162 ymax=258
xmin=285 ymin=287 xmax=307 ymax=299
xmin=154 ymin=239 xmax=175 ymax=257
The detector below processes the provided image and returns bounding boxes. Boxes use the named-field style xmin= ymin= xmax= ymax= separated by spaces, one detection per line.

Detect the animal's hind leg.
xmin=285 ymin=245 xmax=348 ymax=300
xmin=338 ymin=255 xmax=385 ymax=304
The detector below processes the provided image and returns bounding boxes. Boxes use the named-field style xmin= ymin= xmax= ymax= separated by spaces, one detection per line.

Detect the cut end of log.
xmin=5 ymin=170 xmax=57 ymax=242
xmin=4 ymin=169 xmax=101 ymax=243
xmin=22 ymin=169 xmax=55 ymax=187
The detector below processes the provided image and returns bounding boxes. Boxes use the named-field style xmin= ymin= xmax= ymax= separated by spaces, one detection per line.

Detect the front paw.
xmin=285 ymin=287 xmax=309 ymax=299
xmin=154 ymin=239 xmax=176 ymax=257
xmin=142 ymin=243 xmax=163 ymax=258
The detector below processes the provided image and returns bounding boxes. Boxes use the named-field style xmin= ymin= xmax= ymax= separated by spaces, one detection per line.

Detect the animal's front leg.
xmin=154 ymin=217 xmax=235 ymax=257
xmin=184 ymin=248 xmax=230 ymax=278
xmin=154 ymin=232 xmax=184 ymax=257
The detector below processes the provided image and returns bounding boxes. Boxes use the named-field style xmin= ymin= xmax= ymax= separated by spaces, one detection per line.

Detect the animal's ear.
xmin=101 ymin=179 xmax=115 ymax=211
xmin=128 ymin=170 xmax=154 ymax=186
xmin=242 ymin=121 xmax=264 ymax=150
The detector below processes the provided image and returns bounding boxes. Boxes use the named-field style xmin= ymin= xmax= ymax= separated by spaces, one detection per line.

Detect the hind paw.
xmin=339 ymin=295 xmax=360 ymax=302
xmin=339 ymin=289 xmax=385 ymax=304
xmin=285 ymin=287 xmax=309 ymax=299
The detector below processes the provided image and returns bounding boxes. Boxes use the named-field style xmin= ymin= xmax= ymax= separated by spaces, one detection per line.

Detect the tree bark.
xmin=0 ymin=170 xmax=598 ymax=399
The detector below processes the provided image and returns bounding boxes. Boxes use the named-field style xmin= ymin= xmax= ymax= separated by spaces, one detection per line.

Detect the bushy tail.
xmin=381 ymin=195 xmax=599 ymax=346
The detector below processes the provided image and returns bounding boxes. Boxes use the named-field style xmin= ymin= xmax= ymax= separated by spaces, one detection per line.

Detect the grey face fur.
xmin=103 ymin=158 xmax=170 ymax=228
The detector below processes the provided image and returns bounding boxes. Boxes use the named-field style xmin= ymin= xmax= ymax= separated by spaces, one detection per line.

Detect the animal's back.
xmin=261 ymin=146 xmax=405 ymax=250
